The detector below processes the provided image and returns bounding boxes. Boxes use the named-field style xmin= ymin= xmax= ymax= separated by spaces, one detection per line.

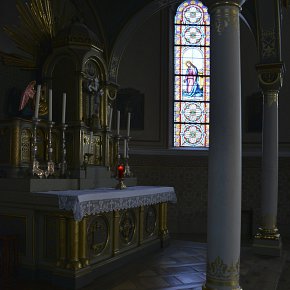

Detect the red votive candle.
xmin=117 ymin=164 xmax=125 ymax=179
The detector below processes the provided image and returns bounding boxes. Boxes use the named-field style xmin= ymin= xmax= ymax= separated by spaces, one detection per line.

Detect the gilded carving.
xmin=21 ymin=129 xmax=32 ymax=163
xmin=93 ymin=136 xmax=102 ymax=165
xmin=11 ymin=126 xmax=20 ymax=166
xmin=88 ymin=215 xmax=109 ymax=256
xmin=256 ymin=63 xmax=284 ymax=92
xmin=254 ymin=227 xmax=280 ymax=241
xmin=260 ymin=71 xmax=279 ymax=85
xmin=119 ymin=210 xmax=135 ymax=244
xmin=207 ymin=256 xmax=240 ymax=283
xmin=265 ymin=91 xmax=278 ymax=107
xmin=109 ymin=56 xmax=119 ymax=79
xmin=261 ymin=29 xmax=277 ymax=59
xmin=145 ymin=206 xmax=157 ymax=236
xmin=212 ymin=6 xmax=239 ymax=35
xmin=1 ymin=0 xmax=56 ymax=69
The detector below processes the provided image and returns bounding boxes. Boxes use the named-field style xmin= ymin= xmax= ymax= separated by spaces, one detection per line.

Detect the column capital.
xmin=256 ymin=62 xmax=285 ymax=91
xmin=207 ymin=0 xmax=246 ymax=11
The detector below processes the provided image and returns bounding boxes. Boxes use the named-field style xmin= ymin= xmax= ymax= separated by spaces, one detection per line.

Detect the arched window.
xmin=173 ymin=0 xmax=210 ymax=148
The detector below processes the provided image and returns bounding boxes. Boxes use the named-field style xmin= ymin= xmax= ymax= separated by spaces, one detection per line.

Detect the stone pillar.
xmin=253 ymin=63 xmax=284 ymax=256
xmin=203 ymin=1 xmax=245 ymax=289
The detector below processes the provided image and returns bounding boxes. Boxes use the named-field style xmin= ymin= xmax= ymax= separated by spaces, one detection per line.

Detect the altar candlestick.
xmin=127 ymin=112 xmax=131 ymax=137
xmin=123 ymin=139 xmax=127 ymax=158
xmin=117 ymin=110 xmax=120 ymax=135
xmin=108 ymin=107 xmax=113 ymax=131
xmin=48 ymin=89 xmax=52 ymax=122
xmin=62 ymin=93 xmax=66 ymax=124
xmin=89 ymin=131 xmax=93 ymax=153
xmin=34 ymin=84 xmax=41 ymax=119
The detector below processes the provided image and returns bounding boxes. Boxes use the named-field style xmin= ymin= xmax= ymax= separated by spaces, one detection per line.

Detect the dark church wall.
xmin=0 ymin=62 xmax=35 ymax=120
xmin=117 ymin=10 xmax=168 ymax=147
xmin=0 ymin=0 xmax=36 ymax=120
xmin=130 ymin=154 xmax=290 ymax=240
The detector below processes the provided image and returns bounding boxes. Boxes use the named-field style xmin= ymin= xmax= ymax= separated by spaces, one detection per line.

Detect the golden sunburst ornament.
xmin=0 ymin=0 xmax=55 ymax=69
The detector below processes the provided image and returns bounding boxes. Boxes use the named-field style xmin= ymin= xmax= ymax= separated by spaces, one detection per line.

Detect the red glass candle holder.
xmin=117 ymin=164 xmax=125 ymax=179
xmin=116 ymin=163 xmax=126 ymax=190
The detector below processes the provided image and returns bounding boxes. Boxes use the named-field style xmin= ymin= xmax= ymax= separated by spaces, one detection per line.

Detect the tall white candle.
xmin=127 ymin=112 xmax=131 ymax=137
xmin=108 ymin=107 xmax=113 ymax=131
xmin=62 ymin=93 xmax=66 ymax=124
xmin=117 ymin=110 xmax=120 ymax=135
xmin=123 ymin=138 xmax=127 ymax=158
xmin=48 ymin=89 xmax=52 ymax=122
xmin=34 ymin=84 xmax=41 ymax=119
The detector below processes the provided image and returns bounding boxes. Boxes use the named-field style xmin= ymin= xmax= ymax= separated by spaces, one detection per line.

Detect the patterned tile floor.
xmin=1 ymin=237 xmax=289 ymax=290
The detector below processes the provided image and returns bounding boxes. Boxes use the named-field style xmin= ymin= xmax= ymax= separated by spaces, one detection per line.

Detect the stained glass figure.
xmin=174 ymin=0 xmax=210 ymax=148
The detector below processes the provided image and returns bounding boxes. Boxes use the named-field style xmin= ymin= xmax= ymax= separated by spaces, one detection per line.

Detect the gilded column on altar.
xmin=11 ymin=120 xmax=21 ymax=167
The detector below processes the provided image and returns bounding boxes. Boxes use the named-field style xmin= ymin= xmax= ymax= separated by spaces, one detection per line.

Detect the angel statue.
xmin=19 ymin=80 xmax=36 ymax=111
xmin=19 ymin=81 xmax=48 ymax=116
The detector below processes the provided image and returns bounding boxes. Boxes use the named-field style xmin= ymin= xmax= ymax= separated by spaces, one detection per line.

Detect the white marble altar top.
xmin=39 ymin=186 xmax=177 ymax=221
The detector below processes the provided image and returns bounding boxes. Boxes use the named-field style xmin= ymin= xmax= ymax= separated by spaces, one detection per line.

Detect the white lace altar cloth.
xmin=39 ymin=186 xmax=176 ymax=221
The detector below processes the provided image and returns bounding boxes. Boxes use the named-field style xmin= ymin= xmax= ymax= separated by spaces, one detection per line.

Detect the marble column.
xmin=203 ymin=1 xmax=245 ymax=289
xmin=253 ymin=63 xmax=284 ymax=256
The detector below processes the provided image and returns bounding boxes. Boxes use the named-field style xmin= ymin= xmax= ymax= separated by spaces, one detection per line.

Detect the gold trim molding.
xmin=256 ymin=62 xmax=285 ymax=91
xmin=207 ymin=256 xmax=240 ymax=285
xmin=265 ymin=90 xmax=278 ymax=107
xmin=211 ymin=5 xmax=240 ymax=35
xmin=254 ymin=227 xmax=280 ymax=241
xmin=260 ymin=29 xmax=277 ymax=59
xmin=203 ymin=284 xmax=242 ymax=290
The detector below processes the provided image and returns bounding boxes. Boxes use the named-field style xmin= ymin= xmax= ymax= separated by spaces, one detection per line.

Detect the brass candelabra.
xmin=59 ymin=123 xmax=68 ymax=178
xmin=45 ymin=121 xmax=55 ymax=178
xmin=31 ymin=117 xmax=44 ymax=178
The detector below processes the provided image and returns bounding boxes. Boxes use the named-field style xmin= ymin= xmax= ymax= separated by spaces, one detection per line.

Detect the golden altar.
xmin=0 ymin=185 xmax=176 ymax=289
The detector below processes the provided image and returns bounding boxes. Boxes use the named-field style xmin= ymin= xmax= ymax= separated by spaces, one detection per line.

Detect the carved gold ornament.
xmin=88 ymin=215 xmax=109 ymax=256
xmin=261 ymin=29 xmax=277 ymax=59
xmin=254 ymin=227 xmax=280 ymax=241
xmin=145 ymin=206 xmax=157 ymax=236
xmin=265 ymin=91 xmax=278 ymax=107
xmin=119 ymin=210 xmax=135 ymax=244
xmin=207 ymin=256 xmax=240 ymax=283
xmin=0 ymin=0 xmax=65 ymax=69
xmin=212 ymin=5 xmax=239 ymax=35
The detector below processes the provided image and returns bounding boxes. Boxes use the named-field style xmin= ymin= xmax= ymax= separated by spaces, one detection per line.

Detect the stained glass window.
xmin=174 ymin=0 xmax=210 ymax=148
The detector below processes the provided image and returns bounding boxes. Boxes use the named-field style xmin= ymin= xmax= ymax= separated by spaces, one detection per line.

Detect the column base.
xmin=253 ymin=227 xmax=282 ymax=256
xmin=202 ymin=283 xmax=242 ymax=290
